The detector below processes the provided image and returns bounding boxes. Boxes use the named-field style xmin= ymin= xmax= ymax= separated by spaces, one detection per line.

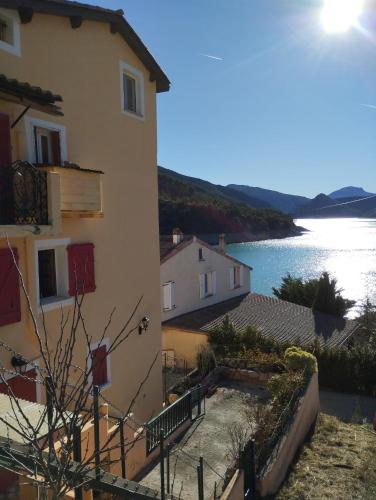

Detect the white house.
xmin=160 ymin=231 xmax=252 ymax=321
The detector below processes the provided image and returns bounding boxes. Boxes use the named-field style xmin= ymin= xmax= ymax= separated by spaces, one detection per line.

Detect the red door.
xmin=0 ymin=113 xmax=11 ymax=167
xmin=0 ymin=368 xmax=37 ymax=402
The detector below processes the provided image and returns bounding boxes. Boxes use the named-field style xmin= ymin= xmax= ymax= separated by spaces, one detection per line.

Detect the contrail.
xmin=200 ymin=53 xmax=223 ymax=61
xmin=361 ymin=103 xmax=376 ymax=110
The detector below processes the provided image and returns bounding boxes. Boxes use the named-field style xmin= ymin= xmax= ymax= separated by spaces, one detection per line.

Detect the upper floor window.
xmin=199 ymin=271 xmax=216 ymax=299
xmin=25 ymin=117 xmax=67 ymax=164
xmin=229 ymin=265 xmax=244 ymax=289
xmin=0 ymin=9 xmax=21 ymax=57
xmin=162 ymin=281 xmax=176 ymax=311
xmin=35 ymin=127 xmax=61 ymax=164
xmin=120 ymin=61 xmax=145 ymax=119
xmin=198 ymin=248 xmax=204 ymax=261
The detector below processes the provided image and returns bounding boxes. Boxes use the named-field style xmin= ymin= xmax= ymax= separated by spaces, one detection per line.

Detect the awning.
xmin=0 ymin=74 xmax=63 ymax=116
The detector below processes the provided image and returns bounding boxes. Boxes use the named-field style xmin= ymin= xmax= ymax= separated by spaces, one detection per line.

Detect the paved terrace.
xmin=140 ymin=380 xmax=269 ymax=499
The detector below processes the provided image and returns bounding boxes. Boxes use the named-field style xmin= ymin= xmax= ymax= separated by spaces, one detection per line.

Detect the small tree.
xmin=273 ymin=272 xmax=355 ymax=318
xmin=0 ymin=243 xmax=159 ymax=499
xmin=356 ymin=298 xmax=376 ymax=347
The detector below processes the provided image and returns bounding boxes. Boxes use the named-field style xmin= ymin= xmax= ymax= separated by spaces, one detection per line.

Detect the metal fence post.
xmin=250 ymin=439 xmax=256 ymax=495
xmin=166 ymin=443 xmax=170 ymax=494
xmin=119 ymin=418 xmax=126 ymax=479
xmin=73 ymin=424 xmax=83 ymax=500
xmin=160 ymin=429 xmax=165 ymax=500
xmin=199 ymin=456 xmax=204 ymax=500
xmin=93 ymin=385 xmax=101 ymax=481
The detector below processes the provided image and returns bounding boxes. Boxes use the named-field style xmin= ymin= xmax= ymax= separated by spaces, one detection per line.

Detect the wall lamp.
xmin=139 ymin=316 xmax=151 ymax=335
xmin=11 ymin=355 xmax=28 ymax=374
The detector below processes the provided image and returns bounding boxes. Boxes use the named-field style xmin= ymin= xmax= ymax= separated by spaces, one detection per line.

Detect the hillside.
xmin=158 ymin=167 xmax=301 ymax=243
xmin=228 ymin=184 xmax=310 ymax=214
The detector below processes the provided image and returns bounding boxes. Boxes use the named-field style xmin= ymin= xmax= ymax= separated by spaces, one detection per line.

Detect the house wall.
xmin=163 ymin=327 xmax=209 ymax=368
xmin=161 ymin=238 xmax=251 ymax=322
xmin=0 ymin=8 xmax=163 ymax=421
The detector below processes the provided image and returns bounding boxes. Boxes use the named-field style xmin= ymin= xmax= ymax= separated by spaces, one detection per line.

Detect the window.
xmin=34 ymin=127 xmax=61 ymax=164
xmin=199 ymin=271 xmax=216 ymax=299
xmin=162 ymin=281 xmax=175 ymax=311
xmin=0 ymin=9 xmax=21 ymax=57
xmin=229 ymin=265 xmax=244 ymax=289
xmin=120 ymin=61 xmax=144 ymax=119
xmin=0 ymin=248 xmax=21 ymax=327
xmin=38 ymin=249 xmax=57 ymax=299
xmin=35 ymin=238 xmax=73 ymax=311
xmin=90 ymin=340 xmax=110 ymax=388
xmin=25 ymin=117 xmax=67 ymax=164
xmin=198 ymin=248 xmax=204 ymax=261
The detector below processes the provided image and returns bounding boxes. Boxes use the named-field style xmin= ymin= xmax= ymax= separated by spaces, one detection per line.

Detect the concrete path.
xmin=320 ymin=390 xmax=376 ymax=422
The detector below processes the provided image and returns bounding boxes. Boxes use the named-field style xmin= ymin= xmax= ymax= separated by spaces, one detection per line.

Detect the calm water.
xmin=227 ymin=219 xmax=376 ymax=318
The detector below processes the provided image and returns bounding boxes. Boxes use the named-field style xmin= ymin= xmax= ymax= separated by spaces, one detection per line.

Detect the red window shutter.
xmin=0 ymin=369 xmax=37 ymax=402
xmin=91 ymin=345 xmax=107 ymax=387
xmin=51 ymin=131 xmax=61 ymax=165
xmin=0 ymin=114 xmax=12 ymax=167
xmin=0 ymin=248 xmax=21 ymax=327
xmin=67 ymin=243 xmax=96 ymax=296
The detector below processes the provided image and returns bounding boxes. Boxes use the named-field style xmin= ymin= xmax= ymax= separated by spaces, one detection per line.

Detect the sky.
xmin=88 ymin=0 xmax=375 ymax=197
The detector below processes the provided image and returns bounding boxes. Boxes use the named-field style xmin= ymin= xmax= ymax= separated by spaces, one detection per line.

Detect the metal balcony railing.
xmin=0 ymin=161 xmax=49 ymax=225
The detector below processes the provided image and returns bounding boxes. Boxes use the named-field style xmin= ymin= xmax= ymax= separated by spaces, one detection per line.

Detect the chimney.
xmin=219 ymin=233 xmax=226 ymax=253
xmin=172 ymin=228 xmax=184 ymax=245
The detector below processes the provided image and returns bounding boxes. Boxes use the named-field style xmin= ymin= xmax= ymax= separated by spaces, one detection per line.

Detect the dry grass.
xmin=275 ymin=413 xmax=376 ymax=500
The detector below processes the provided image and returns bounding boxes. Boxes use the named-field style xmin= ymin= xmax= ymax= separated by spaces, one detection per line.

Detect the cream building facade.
xmin=160 ymin=234 xmax=252 ymax=322
xmin=0 ymin=0 xmax=169 ymax=423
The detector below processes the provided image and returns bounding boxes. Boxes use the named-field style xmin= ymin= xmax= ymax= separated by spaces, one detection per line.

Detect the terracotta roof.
xmin=0 ymin=73 xmax=63 ymax=115
xmin=1 ymin=0 xmax=170 ymax=93
xmin=164 ymin=293 xmax=359 ymax=348
xmin=160 ymin=235 xmax=253 ymax=270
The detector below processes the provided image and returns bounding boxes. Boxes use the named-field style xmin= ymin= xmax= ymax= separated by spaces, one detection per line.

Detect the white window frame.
xmin=88 ymin=338 xmax=111 ymax=390
xmin=0 ymin=361 xmax=41 ymax=403
xmin=162 ymin=281 xmax=176 ymax=311
xmin=25 ymin=116 xmax=67 ymax=164
xmin=199 ymin=271 xmax=217 ymax=299
xmin=35 ymin=238 xmax=73 ymax=312
xmin=119 ymin=60 xmax=145 ymax=120
xmin=0 ymin=8 xmax=21 ymax=57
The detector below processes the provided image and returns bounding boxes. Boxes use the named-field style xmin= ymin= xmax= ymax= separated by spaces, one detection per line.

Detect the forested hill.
xmin=158 ymin=167 xmax=301 ymax=243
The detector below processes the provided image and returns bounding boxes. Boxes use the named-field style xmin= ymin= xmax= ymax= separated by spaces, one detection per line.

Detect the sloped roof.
xmin=1 ymin=0 xmax=170 ymax=93
xmin=160 ymin=235 xmax=253 ymax=270
xmin=164 ymin=293 xmax=359 ymax=348
xmin=0 ymin=73 xmax=63 ymax=115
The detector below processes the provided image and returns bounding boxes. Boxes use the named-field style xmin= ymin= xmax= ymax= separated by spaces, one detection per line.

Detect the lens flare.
xmin=321 ymin=0 xmax=364 ymax=33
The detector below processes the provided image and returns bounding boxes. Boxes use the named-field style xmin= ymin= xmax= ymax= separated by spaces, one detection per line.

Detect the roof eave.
xmin=0 ymin=0 xmax=170 ymax=93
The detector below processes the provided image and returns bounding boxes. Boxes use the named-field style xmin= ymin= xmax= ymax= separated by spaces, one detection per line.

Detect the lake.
xmin=227 ymin=218 xmax=376 ymax=318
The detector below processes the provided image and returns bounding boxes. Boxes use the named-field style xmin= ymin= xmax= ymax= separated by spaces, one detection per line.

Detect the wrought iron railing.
xmin=0 ymin=161 xmax=49 ymax=225
xmin=146 ymin=385 xmax=205 ymax=455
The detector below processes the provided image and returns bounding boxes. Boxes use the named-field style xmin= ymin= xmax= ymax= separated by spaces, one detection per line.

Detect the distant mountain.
xmin=329 ymin=186 xmax=375 ymax=200
xmin=228 ymin=184 xmax=310 ymax=214
xmin=158 ymin=167 xmax=301 ymax=242
xmin=296 ymin=193 xmax=376 ymax=218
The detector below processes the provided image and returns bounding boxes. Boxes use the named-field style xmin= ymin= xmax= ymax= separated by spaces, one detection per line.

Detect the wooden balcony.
xmin=40 ymin=164 xmax=103 ymax=218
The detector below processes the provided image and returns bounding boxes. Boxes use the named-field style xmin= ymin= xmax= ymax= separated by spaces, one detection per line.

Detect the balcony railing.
xmin=0 ymin=161 xmax=49 ymax=226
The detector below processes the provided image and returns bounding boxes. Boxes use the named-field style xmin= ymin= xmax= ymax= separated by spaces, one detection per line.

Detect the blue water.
xmin=227 ymin=218 xmax=376 ymax=318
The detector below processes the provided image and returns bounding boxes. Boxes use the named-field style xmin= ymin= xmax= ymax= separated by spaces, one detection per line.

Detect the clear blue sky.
xmin=90 ymin=0 xmax=375 ymax=197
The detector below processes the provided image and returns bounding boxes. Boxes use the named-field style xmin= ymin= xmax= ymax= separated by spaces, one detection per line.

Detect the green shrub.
xmin=196 ymin=345 xmax=216 ymax=376
xmin=285 ymin=347 xmax=318 ymax=376
xmin=267 ymin=371 xmax=306 ymax=409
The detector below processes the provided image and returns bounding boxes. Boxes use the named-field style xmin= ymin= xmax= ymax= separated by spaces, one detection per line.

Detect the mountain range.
xmin=158 ymin=166 xmax=376 ymax=242
xmin=228 ymin=184 xmax=376 ymax=218
xmin=158 ymin=167 xmax=301 ymax=242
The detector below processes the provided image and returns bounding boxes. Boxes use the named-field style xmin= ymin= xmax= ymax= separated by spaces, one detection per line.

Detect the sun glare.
xmin=321 ymin=0 xmax=364 ymax=33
